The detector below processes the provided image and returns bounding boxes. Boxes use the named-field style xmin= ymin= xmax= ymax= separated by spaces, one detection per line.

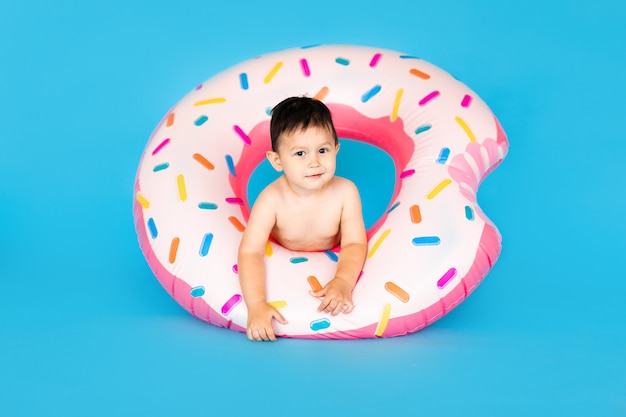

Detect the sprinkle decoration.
xmin=310 ymin=318 xmax=331 ymax=331
xmin=165 ymin=113 xmax=175 ymax=127
xmin=323 ymin=251 xmax=338 ymax=262
xmin=228 ymin=216 xmax=245 ymax=232
xmin=193 ymin=153 xmax=214 ymax=170
xmin=400 ymin=169 xmax=415 ymax=179
xmin=427 ymin=179 xmax=452 ymax=199
xmin=194 ymin=115 xmax=208 ymax=126
xmin=307 ymin=275 xmax=323 ymax=292
xmin=461 ymin=94 xmax=472 ymax=107
xmin=361 ymin=85 xmax=382 ymax=103
xmin=153 ymin=163 xmax=169 ymax=172
xmin=415 ymin=124 xmax=432 ymax=135
xmin=385 ymin=282 xmax=410 ymax=303
xmin=147 ymin=218 xmax=158 ymax=238
xmin=264 ymin=62 xmax=283 ymax=84
xmin=190 ymin=286 xmax=205 ymax=297
xmin=465 ymin=206 xmax=475 ymax=220
xmin=455 ymin=116 xmax=477 ymax=142
xmin=194 ymin=97 xmax=226 ymax=106
xmin=369 ymin=53 xmax=382 ymax=67
xmin=169 ymin=237 xmax=180 ymax=264
xmin=437 ymin=147 xmax=450 ymax=164
xmin=314 ymin=86 xmax=329 ymax=101
xmin=368 ymin=229 xmax=391 ymax=259
xmin=412 ymin=236 xmax=441 ymax=246
xmin=221 ymin=294 xmax=242 ymax=315
xmin=176 ymin=174 xmax=187 ymax=202
xmin=136 ymin=193 xmax=150 ymax=209
xmin=225 ymin=155 xmax=236 ymax=176
xmin=289 ymin=257 xmax=308 ymax=264
xmin=239 ymin=73 xmax=249 ymax=90
xmin=199 ymin=233 xmax=213 ymax=256
xmin=151 ymin=138 xmax=170 ymax=156
xmin=409 ymin=68 xmax=430 ymax=79
xmin=198 ymin=202 xmax=218 ymax=210
xmin=437 ymin=268 xmax=457 ymax=289
xmin=265 ymin=241 xmax=273 ymax=257
xmin=335 ymin=57 xmax=350 ymax=66
xmin=391 ymin=88 xmax=403 ymax=122
xmin=419 ymin=91 xmax=440 ymax=106
xmin=300 ymin=58 xmax=311 ymax=77
xmin=233 ymin=125 xmax=251 ymax=146
xmin=268 ymin=300 xmax=287 ymax=309
xmin=386 ymin=201 xmax=401 ymax=214
xmin=375 ymin=303 xmax=392 ymax=337
xmin=410 ymin=205 xmax=422 ymax=224
xmin=225 ymin=197 xmax=243 ymax=205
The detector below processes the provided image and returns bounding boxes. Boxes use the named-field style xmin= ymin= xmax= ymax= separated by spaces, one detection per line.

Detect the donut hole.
xmin=247 ymin=139 xmax=396 ymax=231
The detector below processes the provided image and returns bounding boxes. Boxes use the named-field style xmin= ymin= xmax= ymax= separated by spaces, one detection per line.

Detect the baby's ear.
xmin=266 ymin=151 xmax=284 ymax=172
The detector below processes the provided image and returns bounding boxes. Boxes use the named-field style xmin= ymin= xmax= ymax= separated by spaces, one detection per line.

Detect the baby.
xmin=237 ymin=96 xmax=367 ymax=341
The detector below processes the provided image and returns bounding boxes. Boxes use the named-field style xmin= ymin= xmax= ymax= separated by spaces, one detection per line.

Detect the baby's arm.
xmin=312 ymin=180 xmax=367 ymax=315
xmin=238 ymin=189 xmax=287 ymax=341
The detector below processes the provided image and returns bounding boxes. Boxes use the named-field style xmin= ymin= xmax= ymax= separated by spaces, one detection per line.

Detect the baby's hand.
xmin=310 ymin=277 xmax=354 ymax=316
xmin=246 ymin=302 xmax=287 ymax=342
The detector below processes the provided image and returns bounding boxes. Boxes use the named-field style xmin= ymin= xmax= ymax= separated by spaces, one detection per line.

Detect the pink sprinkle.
xmin=225 ymin=197 xmax=244 ymax=205
xmin=437 ymin=268 xmax=457 ymax=289
xmin=221 ymin=294 xmax=242 ymax=315
xmin=233 ymin=125 xmax=251 ymax=146
xmin=419 ymin=91 xmax=440 ymax=106
xmin=400 ymin=169 xmax=415 ymax=179
xmin=195 ymin=84 xmax=203 ymax=90
xmin=151 ymin=138 xmax=170 ymax=156
xmin=461 ymin=94 xmax=472 ymax=107
xmin=300 ymin=58 xmax=311 ymax=77
xmin=369 ymin=53 xmax=382 ymax=67
xmin=232 ymin=264 xmax=238 ymax=274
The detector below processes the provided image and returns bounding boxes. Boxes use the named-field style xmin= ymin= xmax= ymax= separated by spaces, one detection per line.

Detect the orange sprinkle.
xmin=409 ymin=68 xmax=430 ymax=79
xmin=410 ymin=205 xmax=422 ymax=223
xmin=385 ymin=282 xmax=410 ymax=303
xmin=192 ymin=153 xmax=215 ymax=170
xmin=169 ymin=237 xmax=180 ymax=264
xmin=313 ymin=86 xmax=329 ymax=101
xmin=228 ymin=216 xmax=245 ymax=232
xmin=307 ymin=275 xmax=323 ymax=292
xmin=166 ymin=113 xmax=175 ymax=127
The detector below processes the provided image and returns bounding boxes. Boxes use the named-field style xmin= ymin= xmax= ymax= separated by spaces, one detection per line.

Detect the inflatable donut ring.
xmin=133 ymin=45 xmax=508 ymax=339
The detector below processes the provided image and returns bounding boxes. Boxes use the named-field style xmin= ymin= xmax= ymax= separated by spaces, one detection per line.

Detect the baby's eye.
xmin=319 ymin=148 xmax=328 ymax=154
xmin=295 ymin=151 xmax=305 ymax=157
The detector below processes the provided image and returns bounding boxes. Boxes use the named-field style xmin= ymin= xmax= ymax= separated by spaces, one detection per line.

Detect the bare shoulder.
xmin=332 ymin=176 xmax=361 ymax=197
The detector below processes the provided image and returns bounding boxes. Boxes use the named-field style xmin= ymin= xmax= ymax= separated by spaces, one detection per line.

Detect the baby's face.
xmin=268 ymin=126 xmax=339 ymax=193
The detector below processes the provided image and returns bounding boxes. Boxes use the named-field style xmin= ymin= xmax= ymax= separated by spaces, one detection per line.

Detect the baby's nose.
xmin=308 ymin=155 xmax=320 ymax=167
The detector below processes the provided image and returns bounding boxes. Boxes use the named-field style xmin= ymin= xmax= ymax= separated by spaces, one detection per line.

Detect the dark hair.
xmin=269 ymin=96 xmax=338 ymax=152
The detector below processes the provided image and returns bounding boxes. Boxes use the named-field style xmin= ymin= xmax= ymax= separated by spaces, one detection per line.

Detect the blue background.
xmin=2 ymin=1 xmax=625 ymax=416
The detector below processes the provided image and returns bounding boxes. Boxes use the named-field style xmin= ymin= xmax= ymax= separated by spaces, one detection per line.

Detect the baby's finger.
xmin=343 ymin=301 xmax=354 ymax=314
xmin=330 ymin=300 xmax=345 ymax=316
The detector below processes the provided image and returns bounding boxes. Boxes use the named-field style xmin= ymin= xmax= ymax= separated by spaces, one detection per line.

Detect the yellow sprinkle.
xmin=455 ymin=116 xmax=477 ymax=142
xmin=265 ymin=240 xmax=273 ymax=257
xmin=313 ymin=86 xmax=329 ymax=101
xmin=177 ymin=174 xmax=187 ymax=201
xmin=268 ymin=300 xmax=287 ymax=309
xmin=136 ymin=193 xmax=150 ymax=209
xmin=193 ymin=97 xmax=226 ymax=106
xmin=374 ymin=303 xmax=392 ymax=337
xmin=427 ymin=179 xmax=452 ymax=200
xmin=368 ymin=229 xmax=391 ymax=259
xmin=391 ymin=88 xmax=403 ymax=122
xmin=264 ymin=62 xmax=283 ymax=84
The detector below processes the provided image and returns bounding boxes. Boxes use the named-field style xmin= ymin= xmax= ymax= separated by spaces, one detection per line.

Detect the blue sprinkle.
xmin=265 ymin=107 xmax=273 ymax=116
xmin=301 ymin=44 xmax=321 ymax=49
xmin=399 ymin=55 xmax=420 ymax=60
xmin=289 ymin=257 xmax=308 ymax=264
xmin=239 ymin=73 xmax=249 ymax=90
xmin=335 ymin=57 xmax=350 ymax=66
xmin=153 ymin=163 xmax=169 ymax=172
xmin=415 ymin=124 xmax=432 ymax=135
xmin=194 ymin=115 xmax=208 ymax=126
xmin=198 ymin=202 xmax=218 ymax=210
xmin=465 ymin=205 xmax=475 ymax=221
xmin=147 ymin=218 xmax=158 ymax=239
xmin=323 ymin=251 xmax=338 ymax=262
xmin=190 ymin=286 xmax=205 ymax=297
xmin=387 ymin=201 xmax=401 ymax=214
xmin=310 ymin=318 xmax=331 ymax=331
xmin=361 ymin=85 xmax=382 ymax=103
xmin=412 ymin=236 xmax=441 ymax=246
xmin=199 ymin=233 xmax=213 ymax=256
xmin=437 ymin=147 xmax=450 ymax=164
xmin=225 ymin=155 xmax=236 ymax=176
